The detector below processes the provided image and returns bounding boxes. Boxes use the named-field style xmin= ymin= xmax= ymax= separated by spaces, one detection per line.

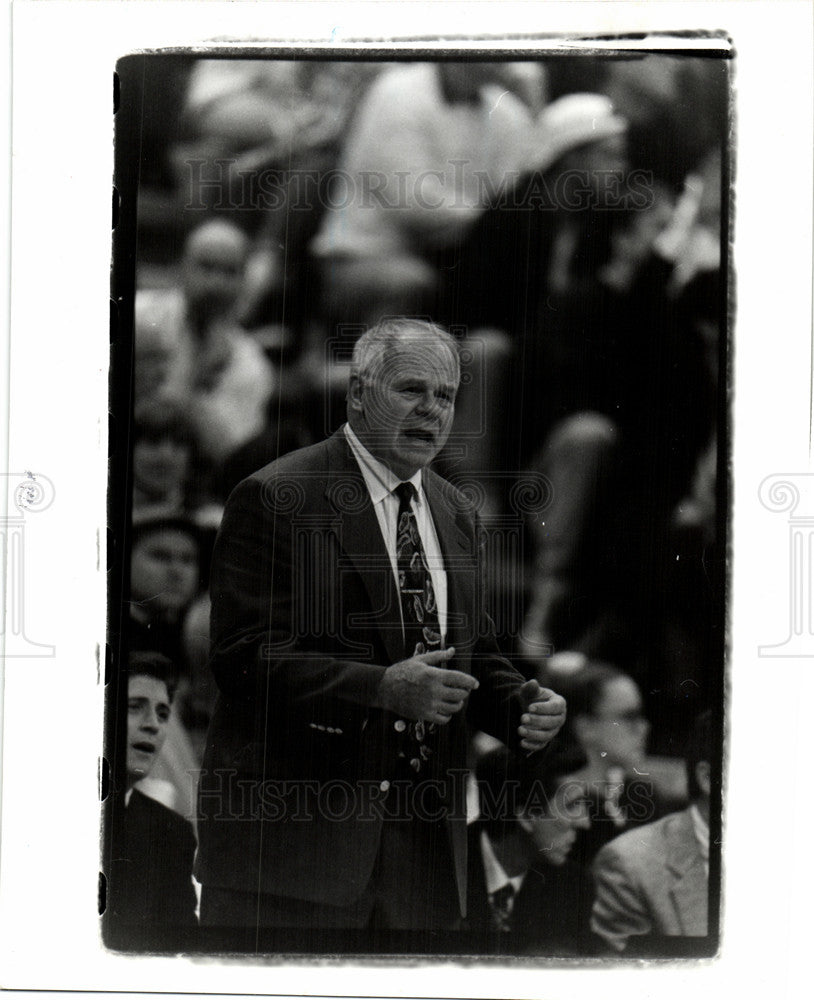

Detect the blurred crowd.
xmin=115 ymin=55 xmax=725 ymax=952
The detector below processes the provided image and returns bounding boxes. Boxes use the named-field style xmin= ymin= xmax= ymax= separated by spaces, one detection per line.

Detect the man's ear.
xmin=695 ymin=760 xmax=711 ymax=799
xmin=516 ymin=813 xmax=534 ymax=836
xmin=348 ymin=373 xmax=364 ymax=414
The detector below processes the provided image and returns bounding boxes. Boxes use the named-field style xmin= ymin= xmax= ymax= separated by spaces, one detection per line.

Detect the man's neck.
xmin=345 ymin=421 xmax=421 ymax=487
xmin=693 ymin=796 xmax=710 ymax=826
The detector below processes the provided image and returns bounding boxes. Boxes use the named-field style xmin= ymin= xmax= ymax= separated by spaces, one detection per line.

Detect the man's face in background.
xmin=130 ymin=527 xmax=199 ymax=619
xmin=519 ymin=779 xmax=591 ymax=867
xmin=182 ymin=222 xmax=248 ymax=316
xmin=126 ymin=674 xmax=171 ymax=785
xmin=133 ymin=433 xmax=191 ymax=499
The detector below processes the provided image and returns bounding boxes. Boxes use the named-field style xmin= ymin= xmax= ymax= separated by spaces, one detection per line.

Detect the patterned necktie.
xmin=394 ymin=482 xmax=442 ymax=659
xmin=489 ymin=883 xmax=516 ymax=932
xmin=394 ymin=481 xmax=442 ymax=772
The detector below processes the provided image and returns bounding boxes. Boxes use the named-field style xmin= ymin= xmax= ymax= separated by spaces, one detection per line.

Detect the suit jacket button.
xmin=379 ymin=780 xmax=390 ymax=792
xmin=394 ymin=720 xmax=407 ymax=732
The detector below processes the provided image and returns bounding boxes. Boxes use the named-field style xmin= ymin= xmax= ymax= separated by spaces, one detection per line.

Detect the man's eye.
xmin=157 ymin=709 xmax=170 ymax=722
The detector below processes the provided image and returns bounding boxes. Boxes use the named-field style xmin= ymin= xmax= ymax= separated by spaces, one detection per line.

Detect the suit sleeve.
xmin=209 ymin=475 xmax=388 ymax=716
xmin=590 ymin=840 xmax=653 ymax=952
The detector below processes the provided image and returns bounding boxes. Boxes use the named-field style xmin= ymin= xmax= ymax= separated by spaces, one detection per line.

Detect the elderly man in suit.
xmin=195 ymin=318 xmax=566 ymax=937
xmin=590 ymin=710 xmax=713 ymax=953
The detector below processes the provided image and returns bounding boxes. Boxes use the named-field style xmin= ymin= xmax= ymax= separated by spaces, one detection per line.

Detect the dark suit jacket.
xmin=107 ymin=788 xmax=197 ymax=942
xmin=465 ymin=821 xmax=595 ymax=955
xmin=196 ymin=428 xmax=532 ymax=913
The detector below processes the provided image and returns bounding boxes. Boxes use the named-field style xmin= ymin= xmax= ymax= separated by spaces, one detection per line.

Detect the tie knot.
xmin=394 ymin=481 xmax=417 ymax=507
xmin=490 ymin=883 xmax=516 ymax=910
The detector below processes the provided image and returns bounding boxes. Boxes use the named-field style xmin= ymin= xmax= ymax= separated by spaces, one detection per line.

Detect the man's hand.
xmin=375 ymin=648 xmax=479 ymax=724
xmin=518 ymin=679 xmax=566 ymax=751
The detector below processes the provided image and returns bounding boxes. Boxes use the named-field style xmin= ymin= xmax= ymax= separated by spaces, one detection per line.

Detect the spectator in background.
xmin=132 ymin=399 xmax=194 ymax=513
xmin=135 ymin=219 xmax=275 ymax=467
xmin=128 ymin=510 xmax=208 ymax=817
xmin=467 ymin=743 xmax=595 ymax=955
xmin=174 ymin=59 xmax=382 ymax=335
xmin=106 ymin=652 xmax=197 ymax=943
xmin=309 ymin=60 xmax=550 ymax=332
xmin=591 ymin=710 xmax=713 ymax=953
xmin=541 ymin=658 xmax=675 ymax=867
xmin=132 ymin=398 xmax=226 ymax=531
xmin=129 ymin=510 xmax=202 ymax=670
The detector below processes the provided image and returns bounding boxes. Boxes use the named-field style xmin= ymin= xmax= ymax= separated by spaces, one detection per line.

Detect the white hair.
xmin=350 ymin=318 xmax=460 ymax=383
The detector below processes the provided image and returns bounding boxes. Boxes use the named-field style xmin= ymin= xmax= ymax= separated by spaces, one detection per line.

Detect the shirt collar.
xmin=344 ymin=423 xmax=424 ymax=505
xmin=689 ymin=803 xmax=709 ymax=862
xmin=479 ymin=829 xmax=527 ymax=897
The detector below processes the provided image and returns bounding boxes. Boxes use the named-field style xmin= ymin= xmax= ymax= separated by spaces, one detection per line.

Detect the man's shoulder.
xmin=365 ymin=62 xmax=436 ymax=108
xmin=424 ymin=467 xmax=481 ymax=528
xmin=225 ymin=432 xmax=353 ymax=509
xmin=129 ymin=789 xmax=196 ymax=848
xmin=248 ymin=436 xmax=336 ymax=481
xmin=595 ymin=808 xmax=693 ymax=871
xmin=134 ymin=287 xmax=186 ymax=346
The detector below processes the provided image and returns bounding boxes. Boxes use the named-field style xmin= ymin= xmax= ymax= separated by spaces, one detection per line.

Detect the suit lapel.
xmin=324 ymin=430 xmax=405 ymax=667
xmin=422 ymin=471 xmax=474 ymax=655
xmin=666 ymin=809 xmax=709 ymax=935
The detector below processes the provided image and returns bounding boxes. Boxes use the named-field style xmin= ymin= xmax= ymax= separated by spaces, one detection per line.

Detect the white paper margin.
xmin=1 ymin=1 xmax=812 ymax=997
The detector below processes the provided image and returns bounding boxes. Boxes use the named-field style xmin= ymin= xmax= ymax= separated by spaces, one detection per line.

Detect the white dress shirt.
xmin=689 ymin=803 xmax=710 ymax=876
xmin=344 ymin=423 xmax=448 ymax=642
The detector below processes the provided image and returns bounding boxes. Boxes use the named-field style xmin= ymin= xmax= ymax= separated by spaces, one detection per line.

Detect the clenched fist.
xmin=375 ymin=648 xmax=478 ymax=724
xmin=517 ymin=679 xmax=566 ymax=751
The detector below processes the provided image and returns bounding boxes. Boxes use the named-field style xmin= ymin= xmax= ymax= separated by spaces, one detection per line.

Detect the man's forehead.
xmin=128 ymin=675 xmax=170 ymax=703
xmin=185 ymin=223 xmax=247 ymax=262
xmin=384 ymin=335 xmax=459 ymax=376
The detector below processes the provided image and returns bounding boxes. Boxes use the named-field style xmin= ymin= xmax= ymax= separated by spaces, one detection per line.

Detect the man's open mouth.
xmin=132 ymin=742 xmax=155 ymax=754
xmin=403 ymin=428 xmax=435 ymax=443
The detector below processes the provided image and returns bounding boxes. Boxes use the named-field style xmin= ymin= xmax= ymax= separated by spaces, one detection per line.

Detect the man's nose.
xmin=573 ymin=808 xmax=591 ymax=831
xmin=415 ymin=391 xmax=442 ymax=417
xmin=140 ymin=709 xmax=159 ymax=733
